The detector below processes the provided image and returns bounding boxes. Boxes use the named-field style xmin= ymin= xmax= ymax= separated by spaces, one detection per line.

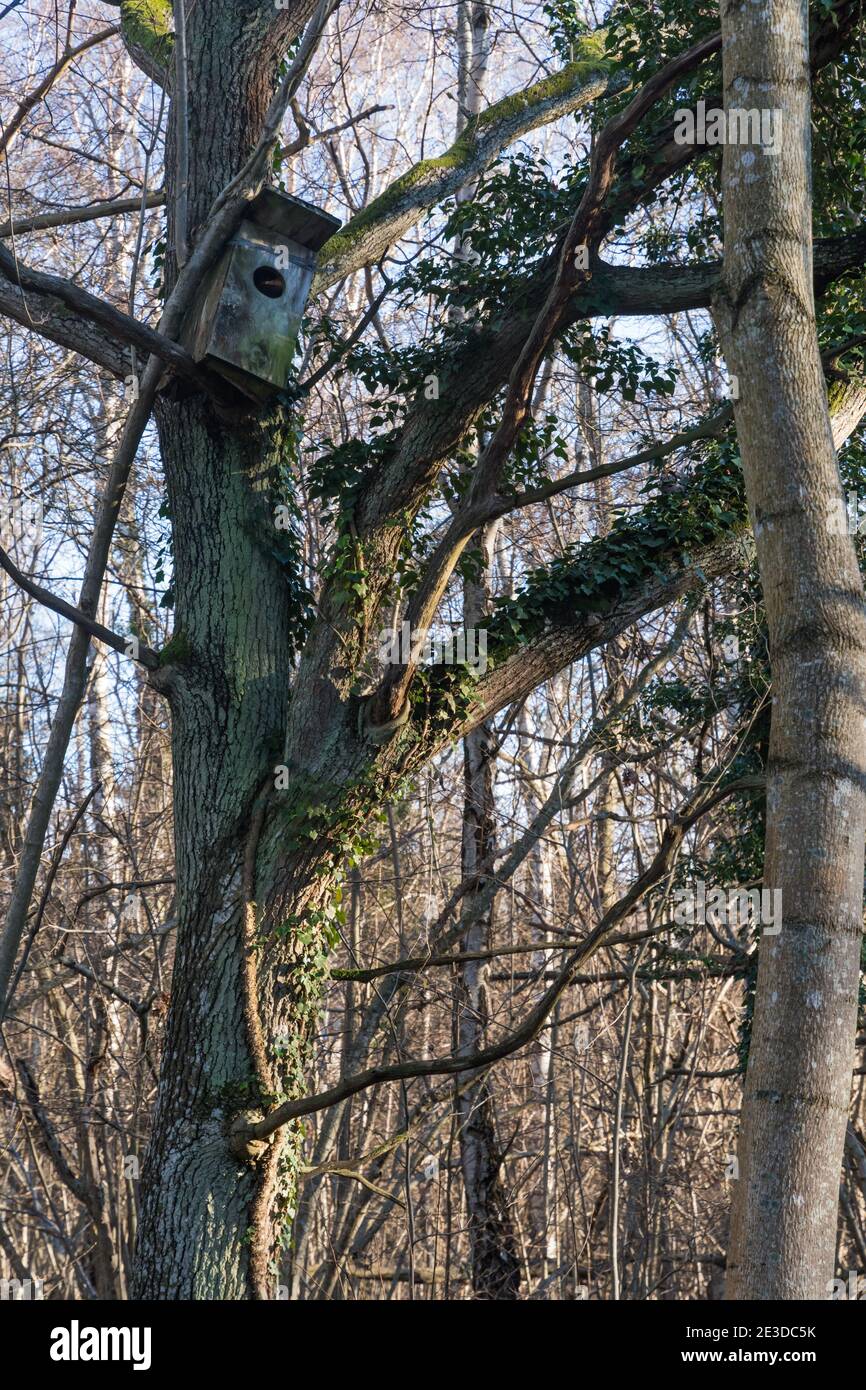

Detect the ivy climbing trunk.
xmin=132 ymin=0 xmax=335 ymax=1299
xmin=715 ymin=0 xmax=866 ymax=1299
xmin=132 ymin=391 xmax=298 ymax=1298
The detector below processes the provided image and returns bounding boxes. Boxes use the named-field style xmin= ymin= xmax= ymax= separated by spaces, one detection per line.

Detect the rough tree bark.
xmin=133 ymin=0 xmax=328 ymax=1299
xmin=715 ymin=0 xmax=866 ymax=1300
xmin=456 ymin=519 xmax=521 ymax=1299
xmin=448 ymin=0 xmax=521 ymax=1302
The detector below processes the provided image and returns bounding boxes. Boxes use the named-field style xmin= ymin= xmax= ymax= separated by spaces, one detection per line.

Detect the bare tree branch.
xmin=0 ymin=244 xmax=217 ymax=388
xmin=312 ymin=39 xmax=631 ymax=293
xmin=0 ymin=191 xmax=165 ymax=239
xmin=368 ymin=29 xmax=722 ymax=728
xmin=0 ymin=25 xmax=121 ymax=158
xmin=246 ymin=774 xmax=757 ymax=1140
xmin=0 ymin=542 xmax=161 ymax=669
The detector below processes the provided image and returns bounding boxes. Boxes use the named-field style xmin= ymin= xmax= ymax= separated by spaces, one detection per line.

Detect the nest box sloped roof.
xmin=246 ymin=187 xmax=341 ymax=251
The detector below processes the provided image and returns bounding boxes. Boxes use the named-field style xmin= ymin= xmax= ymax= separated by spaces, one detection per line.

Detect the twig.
xmin=0 ymin=542 xmax=160 ymax=668
xmin=0 ymin=25 xmax=120 ymax=158
xmin=2 ymin=787 xmax=100 ymax=1019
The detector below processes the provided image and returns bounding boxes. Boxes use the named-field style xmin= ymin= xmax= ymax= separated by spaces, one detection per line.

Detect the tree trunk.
xmin=715 ymin=0 xmax=866 ymax=1299
xmin=133 ymin=2 xmax=331 ymax=1299
xmin=456 ymin=520 xmax=521 ymax=1299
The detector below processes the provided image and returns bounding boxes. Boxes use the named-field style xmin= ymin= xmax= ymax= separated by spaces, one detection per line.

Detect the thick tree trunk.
xmin=132 ymin=390 xmax=297 ymax=1296
xmin=715 ymin=0 xmax=866 ymax=1299
xmin=133 ymin=2 xmax=328 ymax=1299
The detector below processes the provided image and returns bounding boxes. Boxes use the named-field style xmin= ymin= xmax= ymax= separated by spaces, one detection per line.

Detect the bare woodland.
xmin=0 ymin=0 xmax=865 ymax=1302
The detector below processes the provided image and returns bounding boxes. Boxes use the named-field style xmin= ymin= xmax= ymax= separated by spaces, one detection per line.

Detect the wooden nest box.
xmin=186 ymin=188 xmax=341 ymax=400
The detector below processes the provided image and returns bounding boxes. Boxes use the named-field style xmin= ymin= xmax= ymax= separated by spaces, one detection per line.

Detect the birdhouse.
xmin=185 ymin=187 xmax=341 ymax=400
